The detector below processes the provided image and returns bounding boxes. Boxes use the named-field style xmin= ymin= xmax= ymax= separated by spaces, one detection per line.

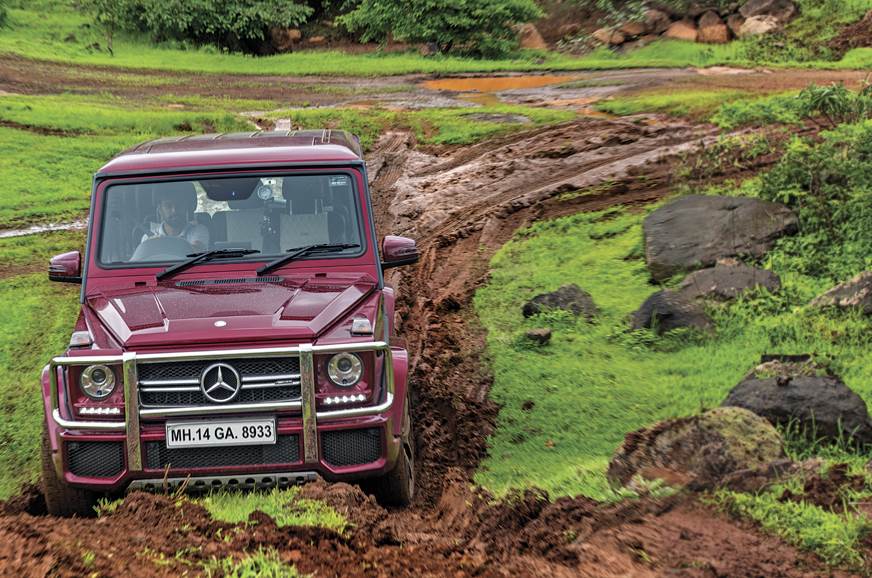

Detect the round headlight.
xmin=80 ymin=365 xmax=116 ymax=400
xmin=327 ymin=353 xmax=363 ymax=387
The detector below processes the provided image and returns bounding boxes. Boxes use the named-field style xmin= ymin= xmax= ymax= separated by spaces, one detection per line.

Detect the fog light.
xmin=323 ymin=394 xmax=367 ymax=405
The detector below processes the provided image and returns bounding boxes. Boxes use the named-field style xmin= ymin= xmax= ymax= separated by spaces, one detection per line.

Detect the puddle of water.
xmin=0 ymin=219 xmax=87 ymax=239
xmin=422 ymin=75 xmax=575 ymax=93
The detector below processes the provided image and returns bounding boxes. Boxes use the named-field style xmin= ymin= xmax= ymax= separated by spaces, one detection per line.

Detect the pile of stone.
xmin=592 ymin=0 xmax=798 ymax=47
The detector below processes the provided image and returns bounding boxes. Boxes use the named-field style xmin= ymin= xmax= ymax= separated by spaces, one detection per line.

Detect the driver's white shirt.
xmin=141 ymin=221 xmax=209 ymax=248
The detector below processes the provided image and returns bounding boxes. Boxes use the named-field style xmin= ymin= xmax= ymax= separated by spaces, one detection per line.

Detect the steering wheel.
xmin=130 ymin=236 xmax=194 ymax=262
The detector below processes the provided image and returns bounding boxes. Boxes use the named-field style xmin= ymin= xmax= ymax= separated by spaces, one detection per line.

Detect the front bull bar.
xmin=48 ymin=341 xmax=394 ymax=474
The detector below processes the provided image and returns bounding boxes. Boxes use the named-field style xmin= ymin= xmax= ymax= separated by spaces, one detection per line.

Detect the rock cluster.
xmin=592 ymin=0 xmax=797 ymax=48
xmin=522 ymin=284 xmax=598 ymax=321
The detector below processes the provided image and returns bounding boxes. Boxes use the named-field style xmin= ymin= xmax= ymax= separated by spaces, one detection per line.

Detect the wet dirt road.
xmin=0 ymin=57 xmax=866 ymax=576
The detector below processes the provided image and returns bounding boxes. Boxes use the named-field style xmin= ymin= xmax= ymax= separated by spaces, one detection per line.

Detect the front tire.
xmin=41 ymin=428 xmax=100 ymax=517
xmin=366 ymin=398 xmax=415 ymax=507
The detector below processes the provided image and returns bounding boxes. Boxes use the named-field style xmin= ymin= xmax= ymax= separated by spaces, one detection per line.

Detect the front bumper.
xmin=48 ymin=341 xmax=399 ymax=491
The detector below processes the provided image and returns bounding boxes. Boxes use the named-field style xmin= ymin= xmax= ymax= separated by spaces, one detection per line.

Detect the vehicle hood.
xmin=85 ymin=273 xmax=378 ymax=348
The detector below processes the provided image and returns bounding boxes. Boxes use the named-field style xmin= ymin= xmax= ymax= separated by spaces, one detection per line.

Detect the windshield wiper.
xmin=157 ymin=248 xmax=261 ymax=281
xmin=257 ymin=243 xmax=360 ymax=276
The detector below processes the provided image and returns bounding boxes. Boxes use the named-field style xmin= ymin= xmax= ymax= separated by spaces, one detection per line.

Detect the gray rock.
xmin=739 ymin=0 xmax=797 ymax=22
xmin=631 ymin=290 xmax=714 ymax=334
xmin=722 ymin=358 xmax=872 ymax=445
xmin=810 ymin=271 xmax=872 ymax=315
xmin=678 ymin=260 xmax=781 ymax=300
xmin=643 ymin=195 xmax=798 ymax=282
xmin=522 ymin=284 xmax=598 ymax=320
xmin=607 ymin=407 xmax=786 ymax=490
xmin=524 ymin=328 xmax=552 ymax=345
xmin=739 ymin=14 xmax=781 ymax=37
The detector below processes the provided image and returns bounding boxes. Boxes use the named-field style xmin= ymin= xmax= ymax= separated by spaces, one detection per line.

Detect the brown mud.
xmin=0 ymin=111 xmax=852 ymax=577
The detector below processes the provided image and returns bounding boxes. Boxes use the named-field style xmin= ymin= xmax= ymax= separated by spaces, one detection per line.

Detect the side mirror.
xmin=381 ymin=236 xmax=419 ymax=270
xmin=49 ymin=251 xmax=82 ymax=283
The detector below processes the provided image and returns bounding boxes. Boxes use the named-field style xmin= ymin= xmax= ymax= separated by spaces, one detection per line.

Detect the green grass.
xmin=266 ymin=105 xmax=575 ymax=150
xmin=0 ymin=94 xmax=252 ymax=229
xmin=204 ymin=548 xmax=305 ymax=578
xmin=714 ymin=488 xmax=872 ymax=569
xmin=595 ymin=89 xmax=751 ymax=119
xmin=200 ymin=488 xmax=348 ymax=533
xmin=0 ymin=0 xmax=869 ymax=76
xmin=473 ymin=208 xmax=872 ymax=500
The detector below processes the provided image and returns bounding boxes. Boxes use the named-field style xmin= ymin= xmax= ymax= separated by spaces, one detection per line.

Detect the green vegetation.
xmin=595 ymin=88 xmax=751 ymax=119
xmin=265 ymin=104 xmax=575 ymax=150
xmin=0 ymin=94 xmax=251 ymax=229
xmin=473 ymin=205 xmax=872 ymax=499
xmin=1 ymin=0 xmax=869 ymax=76
xmin=204 ymin=548 xmax=305 ymax=578
xmin=339 ymin=0 xmax=542 ymax=57
xmin=714 ymin=488 xmax=872 ymax=569
xmin=200 ymin=488 xmax=348 ymax=533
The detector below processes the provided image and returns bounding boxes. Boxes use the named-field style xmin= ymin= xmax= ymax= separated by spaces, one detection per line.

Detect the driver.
xmin=140 ymin=190 xmax=209 ymax=252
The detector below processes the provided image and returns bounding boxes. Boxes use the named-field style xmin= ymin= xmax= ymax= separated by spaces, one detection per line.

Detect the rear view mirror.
xmin=49 ymin=251 xmax=82 ymax=283
xmin=381 ymin=236 xmax=419 ymax=270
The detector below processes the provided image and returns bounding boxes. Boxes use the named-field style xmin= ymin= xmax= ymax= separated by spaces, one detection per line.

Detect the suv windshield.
xmin=98 ymin=173 xmax=363 ymax=266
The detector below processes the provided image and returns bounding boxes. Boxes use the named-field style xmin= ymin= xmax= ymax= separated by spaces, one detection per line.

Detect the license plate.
xmin=165 ymin=418 xmax=276 ymax=449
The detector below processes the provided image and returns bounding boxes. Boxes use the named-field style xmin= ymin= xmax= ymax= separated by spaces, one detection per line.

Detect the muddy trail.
xmin=0 ymin=116 xmax=845 ymax=577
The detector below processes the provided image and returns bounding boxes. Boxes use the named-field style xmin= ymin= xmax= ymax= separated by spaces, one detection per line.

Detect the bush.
xmin=337 ymin=0 xmax=543 ymax=57
xmin=84 ymin=0 xmax=313 ymax=55
xmin=759 ymin=120 xmax=872 ymax=280
xmin=0 ymin=0 xmax=7 ymax=27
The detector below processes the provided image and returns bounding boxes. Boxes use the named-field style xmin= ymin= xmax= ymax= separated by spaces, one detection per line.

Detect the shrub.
xmin=0 ymin=0 xmax=7 ymax=27
xmin=337 ymin=0 xmax=543 ymax=57
xmin=83 ymin=0 xmax=313 ymax=55
xmin=759 ymin=120 xmax=872 ymax=280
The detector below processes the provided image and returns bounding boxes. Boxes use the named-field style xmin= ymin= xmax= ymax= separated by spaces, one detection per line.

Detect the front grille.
xmin=321 ymin=428 xmax=382 ymax=467
xmin=138 ymin=357 xmax=300 ymax=408
xmin=67 ymin=441 xmax=125 ymax=478
xmin=144 ymin=435 xmax=300 ymax=470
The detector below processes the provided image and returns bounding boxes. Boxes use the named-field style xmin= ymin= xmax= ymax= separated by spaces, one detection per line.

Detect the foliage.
xmin=758 ymin=120 xmax=872 ymax=280
xmin=710 ymin=92 xmax=804 ymax=129
xmin=338 ymin=0 xmax=542 ymax=57
xmin=200 ymin=488 xmax=348 ymax=532
xmin=473 ymin=208 xmax=872 ymax=499
xmin=203 ymin=548 xmax=304 ymax=578
xmin=0 ymin=0 xmax=7 ymax=27
xmin=796 ymin=82 xmax=872 ymax=129
xmin=94 ymin=0 xmax=313 ymax=54
xmin=714 ymin=489 xmax=872 ymax=569
xmin=595 ymin=89 xmax=749 ymax=118
xmin=78 ymin=0 xmax=133 ymax=54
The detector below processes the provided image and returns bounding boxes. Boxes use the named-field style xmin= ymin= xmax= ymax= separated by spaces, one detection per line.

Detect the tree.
xmin=338 ymin=0 xmax=543 ymax=57
xmin=80 ymin=0 xmax=131 ymax=55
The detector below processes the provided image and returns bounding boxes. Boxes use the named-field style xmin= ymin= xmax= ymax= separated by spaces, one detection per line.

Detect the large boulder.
xmin=517 ymin=23 xmax=548 ymax=50
xmin=722 ymin=358 xmax=872 ymax=445
xmin=619 ymin=20 xmax=648 ymax=37
xmin=739 ymin=15 xmax=781 ymax=37
xmin=810 ymin=271 xmax=872 ymax=315
xmin=643 ymin=195 xmax=798 ymax=282
xmin=522 ymin=284 xmax=598 ymax=321
xmin=678 ymin=260 xmax=781 ymax=300
xmin=644 ymin=9 xmax=673 ymax=35
xmin=664 ymin=19 xmax=698 ymax=42
xmin=697 ymin=11 xmax=730 ymax=43
xmin=607 ymin=407 xmax=786 ymax=490
xmin=726 ymin=14 xmax=746 ymax=37
xmin=739 ymin=0 xmax=797 ymax=23
xmin=592 ymin=27 xmax=626 ymax=46
xmin=630 ymin=290 xmax=714 ymax=334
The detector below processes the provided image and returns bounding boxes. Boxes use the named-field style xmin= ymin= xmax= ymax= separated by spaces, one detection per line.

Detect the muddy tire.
xmin=41 ymin=428 xmax=99 ymax=517
xmin=366 ymin=398 xmax=415 ymax=508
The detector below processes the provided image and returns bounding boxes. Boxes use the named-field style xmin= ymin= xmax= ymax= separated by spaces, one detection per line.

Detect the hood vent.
xmin=176 ymin=276 xmax=283 ymax=287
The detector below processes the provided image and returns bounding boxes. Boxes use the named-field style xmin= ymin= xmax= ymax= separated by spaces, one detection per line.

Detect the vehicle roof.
xmin=97 ymin=130 xmax=364 ymax=177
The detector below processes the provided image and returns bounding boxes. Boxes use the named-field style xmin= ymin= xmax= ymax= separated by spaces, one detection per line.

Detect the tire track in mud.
xmin=0 ymin=116 xmax=838 ymax=578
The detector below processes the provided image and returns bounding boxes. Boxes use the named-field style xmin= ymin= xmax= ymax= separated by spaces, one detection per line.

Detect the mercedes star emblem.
xmin=200 ymin=363 xmax=241 ymax=403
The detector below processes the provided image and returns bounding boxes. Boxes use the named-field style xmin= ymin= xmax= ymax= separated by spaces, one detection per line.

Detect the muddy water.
xmin=0 ymin=219 xmax=87 ymax=239
xmin=422 ymin=74 xmax=576 ymax=106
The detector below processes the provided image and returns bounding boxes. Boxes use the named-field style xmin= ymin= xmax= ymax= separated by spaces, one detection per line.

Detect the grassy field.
xmin=0 ymin=0 xmax=869 ymax=76
xmin=473 ymin=208 xmax=872 ymax=500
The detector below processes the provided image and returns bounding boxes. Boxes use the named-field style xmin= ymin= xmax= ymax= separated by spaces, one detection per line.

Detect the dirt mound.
xmin=829 ymin=10 xmax=872 ymax=57
xmin=780 ymin=463 xmax=867 ymax=511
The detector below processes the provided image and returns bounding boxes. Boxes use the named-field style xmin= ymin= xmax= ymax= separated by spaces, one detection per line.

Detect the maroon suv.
xmin=41 ymin=130 xmax=419 ymax=516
